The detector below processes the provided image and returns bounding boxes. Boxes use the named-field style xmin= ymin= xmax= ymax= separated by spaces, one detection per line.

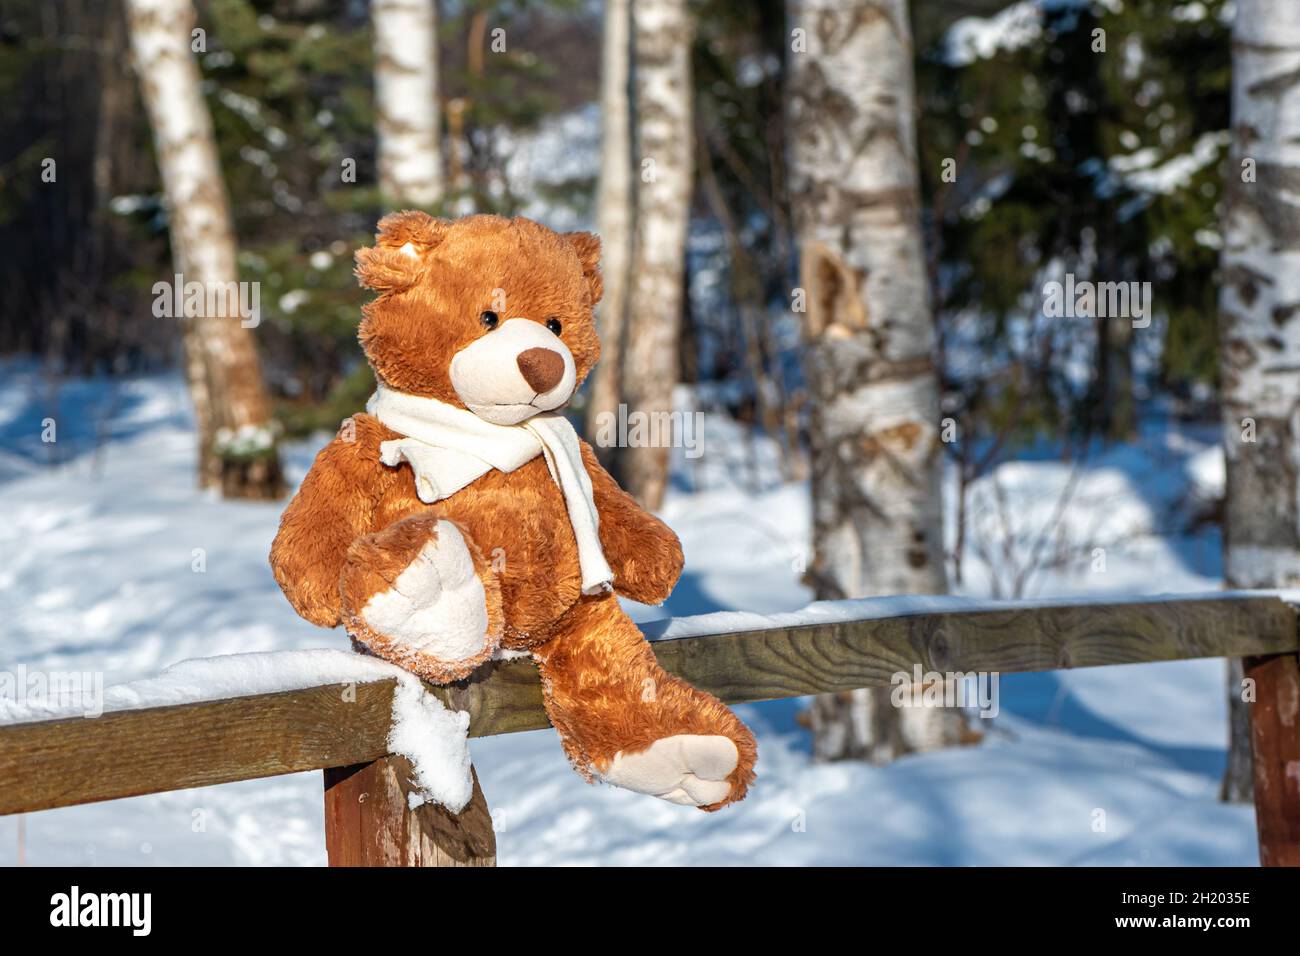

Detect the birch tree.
xmin=616 ymin=0 xmax=693 ymax=508
xmin=1218 ymin=0 xmax=1300 ymax=801
xmin=584 ymin=0 xmax=634 ymax=468
xmin=787 ymin=0 xmax=962 ymax=761
xmin=371 ymin=0 xmax=444 ymax=206
xmin=125 ymin=0 xmax=282 ymax=499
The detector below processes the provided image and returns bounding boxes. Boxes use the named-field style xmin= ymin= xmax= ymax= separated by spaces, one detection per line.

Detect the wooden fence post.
xmin=1245 ymin=653 xmax=1300 ymax=866
xmin=323 ymin=756 xmax=496 ymax=866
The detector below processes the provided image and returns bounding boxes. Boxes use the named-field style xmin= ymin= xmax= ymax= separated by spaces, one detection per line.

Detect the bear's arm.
xmin=580 ymin=440 xmax=684 ymax=606
xmin=270 ymin=417 xmax=392 ymax=627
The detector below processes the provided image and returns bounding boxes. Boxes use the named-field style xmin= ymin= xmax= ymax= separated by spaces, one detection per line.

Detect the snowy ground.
xmin=0 ymin=367 xmax=1256 ymax=865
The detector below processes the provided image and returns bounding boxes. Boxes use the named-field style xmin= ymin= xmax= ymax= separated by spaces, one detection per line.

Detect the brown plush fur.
xmin=354 ymin=213 xmax=602 ymax=402
xmin=270 ymin=212 xmax=756 ymax=809
xmin=533 ymin=597 xmax=757 ymax=812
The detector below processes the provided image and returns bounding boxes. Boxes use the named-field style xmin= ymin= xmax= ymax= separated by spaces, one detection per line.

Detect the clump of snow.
xmin=277 ymin=290 xmax=310 ymax=315
xmin=1172 ymin=1 xmax=1209 ymax=23
xmin=387 ymin=677 xmax=472 ymax=811
xmin=213 ymin=422 xmax=277 ymax=457
xmin=944 ymin=2 xmax=1042 ymax=67
xmin=1110 ymin=131 xmax=1230 ymax=196
xmin=1186 ymin=442 xmax=1225 ymax=500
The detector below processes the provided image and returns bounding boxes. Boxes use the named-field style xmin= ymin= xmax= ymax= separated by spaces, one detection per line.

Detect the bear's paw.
xmin=600 ymin=734 xmax=739 ymax=808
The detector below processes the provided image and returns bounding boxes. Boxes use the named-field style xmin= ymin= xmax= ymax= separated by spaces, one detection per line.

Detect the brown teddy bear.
xmin=270 ymin=212 xmax=756 ymax=810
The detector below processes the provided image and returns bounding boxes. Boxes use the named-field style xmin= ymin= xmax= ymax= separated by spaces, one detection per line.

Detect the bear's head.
xmin=355 ymin=212 xmax=603 ymax=425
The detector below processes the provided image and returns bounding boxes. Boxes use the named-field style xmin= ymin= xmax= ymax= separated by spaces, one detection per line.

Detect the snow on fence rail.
xmin=1 ymin=594 xmax=1297 ymax=866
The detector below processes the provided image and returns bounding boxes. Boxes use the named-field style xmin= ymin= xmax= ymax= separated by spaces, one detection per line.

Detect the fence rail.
xmin=1 ymin=594 xmax=1297 ymax=866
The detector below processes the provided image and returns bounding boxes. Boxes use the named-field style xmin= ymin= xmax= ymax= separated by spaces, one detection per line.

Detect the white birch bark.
xmin=1218 ymin=0 xmax=1300 ymax=800
xmin=125 ymin=0 xmax=281 ymax=497
xmin=786 ymin=0 xmax=960 ymax=761
xmin=585 ymin=0 xmax=634 ymax=466
xmin=617 ymin=0 xmax=693 ymax=508
xmin=372 ymin=0 xmax=444 ymax=207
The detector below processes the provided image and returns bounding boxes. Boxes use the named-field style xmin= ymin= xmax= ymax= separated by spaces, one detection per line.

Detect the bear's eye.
xmin=545 ymin=317 xmax=562 ymax=336
xmin=479 ymin=311 xmax=500 ymax=330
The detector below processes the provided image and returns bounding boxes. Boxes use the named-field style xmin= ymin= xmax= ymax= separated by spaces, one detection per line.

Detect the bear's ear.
xmin=564 ymin=231 xmax=603 ymax=306
xmin=376 ymin=210 xmax=449 ymax=251
xmin=354 ymin=211 xmax=449 ymax=293
xmin=354 ymin=244 xmax=421 ymax=293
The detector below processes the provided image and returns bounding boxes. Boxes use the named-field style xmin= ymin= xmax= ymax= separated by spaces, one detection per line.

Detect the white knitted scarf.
xmin=366 ymin=385 xmax=613 ymax=595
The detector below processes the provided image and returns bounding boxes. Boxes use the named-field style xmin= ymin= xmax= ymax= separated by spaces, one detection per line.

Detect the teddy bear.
xmin=270 ymin=212 xmax=756 ymax=810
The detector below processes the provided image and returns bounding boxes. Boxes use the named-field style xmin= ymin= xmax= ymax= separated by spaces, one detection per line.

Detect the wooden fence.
xmin=1 ymin=595 xmax=1297 ymax=866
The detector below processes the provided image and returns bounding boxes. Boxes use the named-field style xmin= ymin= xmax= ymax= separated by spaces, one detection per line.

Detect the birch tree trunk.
xmin=1217 ymin=0 xmax=1300 ymax=802
xmin=371 ymin=0 xmax=444 ymax=207
xmin=616 ymin=0 xmax=693 ymax=509
xmin=125 ymin=0 xmax=282 ymax=499
xmin=787 ymin=0 xmax=963 ymax=762
xmin=584 ymin=0 xmax=634 ymax=469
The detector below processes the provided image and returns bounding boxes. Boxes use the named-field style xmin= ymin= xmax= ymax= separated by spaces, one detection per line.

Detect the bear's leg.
xmin=532 ymin=595 xmax=756 ymax=810
xmin=340 ymin=513 xmax=503 ymax=682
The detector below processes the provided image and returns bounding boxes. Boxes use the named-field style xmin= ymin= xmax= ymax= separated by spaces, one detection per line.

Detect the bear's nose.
xmin=517 ymin=347 xmax=566 ymax=394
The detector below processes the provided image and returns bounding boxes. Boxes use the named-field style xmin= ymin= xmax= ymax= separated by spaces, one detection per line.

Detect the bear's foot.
xmin=341 ymin=515 xmax=502 ymax=682
xmin=601 ymin=734 xmax=740 ymax=807
xmin=588 ymin=709 xmax=756 ymax=811
xmin=533 ymin=595 xmax=757 ymax=811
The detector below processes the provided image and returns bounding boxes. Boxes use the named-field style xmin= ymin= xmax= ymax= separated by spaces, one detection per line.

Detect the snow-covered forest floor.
xmin=0 ymin=367 xmax=1257 ymax=865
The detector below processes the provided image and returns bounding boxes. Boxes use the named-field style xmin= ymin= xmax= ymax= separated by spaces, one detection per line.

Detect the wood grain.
xmin=1 ymin=596 xmax=1294 ymax=816
xmin=323 ymin=758 xmax=495 ymax=867
xmin=1246 ymin=653 xmax=1300 ymax=867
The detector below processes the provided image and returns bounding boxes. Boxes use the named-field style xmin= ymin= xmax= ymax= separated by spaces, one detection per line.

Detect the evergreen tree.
xmin=914 ymin=0 xmax=1231 ymax=458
